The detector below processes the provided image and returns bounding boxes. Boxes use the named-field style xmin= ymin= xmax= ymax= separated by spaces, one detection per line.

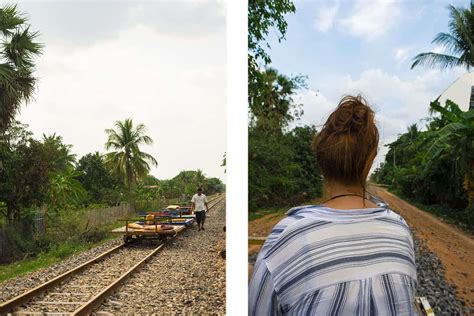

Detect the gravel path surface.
xmin=413 ymin=233 xmax=472 ymax=315
xmin=94 ymin=198 xmax=226 ymax=315
xmin=0 ymin=238 xmax=122 ymax=304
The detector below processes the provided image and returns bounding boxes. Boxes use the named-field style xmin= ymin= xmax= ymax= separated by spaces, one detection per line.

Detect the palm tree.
xmin=249 ymin=68 xmax=306 ymax=134
xmin=195 ymin=169 xmax=207 ymax=190
xmin=104 ymin=119 xmax=157 ymax=210
xmin=411 ymin=3 xmax=474 ymax=70
xmin=42 ymin=133 xmax=76 ymax=170
xmin=0 ymin=5 xmax=42 ymax=132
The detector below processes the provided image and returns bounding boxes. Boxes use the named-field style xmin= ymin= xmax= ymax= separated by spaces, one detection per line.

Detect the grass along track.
xmin=0 ymin=195 xmax=225 ymax=315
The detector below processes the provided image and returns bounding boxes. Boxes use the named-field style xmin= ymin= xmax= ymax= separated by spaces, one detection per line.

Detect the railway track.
xmin=0 ymin=194 xmax=225 ymax=315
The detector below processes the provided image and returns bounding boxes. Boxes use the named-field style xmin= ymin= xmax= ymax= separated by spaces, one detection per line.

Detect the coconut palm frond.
xmin=412 ymin=3 xmax=474 ymax=71
xmin=0 ymin=5 xmax=42 ymax=132
xmin=411 ymin=52 xmax=461 ymax=70
xmin=104 ymin=119 xmax=158 ymax=188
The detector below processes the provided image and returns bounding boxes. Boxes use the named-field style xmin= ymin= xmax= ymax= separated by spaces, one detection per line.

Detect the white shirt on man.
xmin=191 ymin=193 xmax=208 ymax=212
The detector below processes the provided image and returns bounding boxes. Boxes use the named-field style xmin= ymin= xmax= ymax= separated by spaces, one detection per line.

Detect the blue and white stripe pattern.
xmin=249 ymin=203 xmax=417 ymax=315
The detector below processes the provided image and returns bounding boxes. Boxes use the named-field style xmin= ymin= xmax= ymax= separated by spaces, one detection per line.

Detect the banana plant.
xmin=425 ymin=100 xmax=474 ymax=203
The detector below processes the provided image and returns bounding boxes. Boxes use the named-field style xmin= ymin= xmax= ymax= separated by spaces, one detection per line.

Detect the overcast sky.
xmin=16 ymin=1 xmax=226 ymax=182
xmin=266 ymin=0 xmax=470 ymax=173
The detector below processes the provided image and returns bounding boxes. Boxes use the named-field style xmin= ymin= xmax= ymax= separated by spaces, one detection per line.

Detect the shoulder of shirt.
xmin=257 ymin=206 xmax=324 ymax=261
xmin=264 ymin=206 xmax=322 ymax=243
xmin=384 ymin=208 xmax=409 ymax=226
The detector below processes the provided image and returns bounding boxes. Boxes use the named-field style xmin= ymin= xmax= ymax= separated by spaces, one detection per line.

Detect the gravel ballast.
xmin=414 ymin=235 xmax=472 ymax=315
xmin=94 ymin=199 xmax=226 ymax=315
xmin=0 ymin=238 xmax=122 ymax=303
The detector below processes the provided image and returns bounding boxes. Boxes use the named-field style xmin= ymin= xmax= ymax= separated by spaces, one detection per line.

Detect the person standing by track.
xmin=191 ymin=187 xmax=209 ymax=231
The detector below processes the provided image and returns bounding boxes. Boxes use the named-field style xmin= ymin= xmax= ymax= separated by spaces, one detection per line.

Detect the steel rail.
xmin=1 ymin=193 xmax=225 ymax=315
xmin=72 ymin=243 xmax=166 ymax=315
xmin=0 ymin=243 xmax=125 ymax=314
xmin=74 ymin=194 xmax=225 ymax=315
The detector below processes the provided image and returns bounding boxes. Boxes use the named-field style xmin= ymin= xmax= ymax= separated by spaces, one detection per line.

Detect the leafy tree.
xmin=288 ymin=126 xmax=322 ymax=197
xmin=207 ymin=177 xmax=225 ymax=195
xmin=143 ymin=174 xmax=159 ymax=185
xmin=195 ymin=169 xmax=207 ymax=189
xmin=76 ymin=152 xmax=121 ymax=204
xmin=0 ymin=120 xmax=31 ymax=147
xmin=156 ymin=170 xmax=224 ymax=200
xmin=249 ymin=68 xmax=306 ymax=133
xmin=42 ymin=133 xmax=76 ymax=170
xmin=411 ymin=3 xmax=474 ymax=70
xmin=134 ymin=183 xmax=159 ymax=202
xmin=249 ymin=125 xmax=321 ymax=210
xmin=248 ymin=0 xmax=296 ymax=111
xmin=48 ymin=168 xmax=87 ymax=212
xmin=0 ymin=4 xmax=42 ymax=132
xmin=248 ymin=0 xmax=295 ymax=65
xmin=0 ymin=139 xmax=48 ymax=220
xmin=104 ymin=119 xmax=158 ymax=210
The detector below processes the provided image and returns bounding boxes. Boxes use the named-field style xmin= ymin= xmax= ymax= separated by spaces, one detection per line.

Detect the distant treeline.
xmin=0 ymin=121 xmax=224 ymax=222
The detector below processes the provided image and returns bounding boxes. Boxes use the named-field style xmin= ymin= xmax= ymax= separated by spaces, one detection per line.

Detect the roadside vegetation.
xmin=371 ymin=99 xmax=474 ymax=232
xmin=0 ymin=4 xmax=225 ymax=270
xmin=372 ymin=2 xmax=474 ymax=232
xmin=248 ymin=0 xmax=323 ymax=212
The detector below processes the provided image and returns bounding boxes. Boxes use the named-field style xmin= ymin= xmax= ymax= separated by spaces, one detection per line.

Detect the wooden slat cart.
xmin=111 ymin=206 xmax=195 ymax=243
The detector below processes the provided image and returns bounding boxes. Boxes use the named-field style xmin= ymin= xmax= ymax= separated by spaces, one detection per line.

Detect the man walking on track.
xmin=191 ymin=187 xmax=208 ymax=231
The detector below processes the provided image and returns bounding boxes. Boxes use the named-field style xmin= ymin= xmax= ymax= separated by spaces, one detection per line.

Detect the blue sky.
xmin=265 ymin=0 xmax=470 ymax=171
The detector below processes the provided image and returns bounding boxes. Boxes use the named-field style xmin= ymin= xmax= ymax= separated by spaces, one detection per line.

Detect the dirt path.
xmin=368 ymin=185 xmax=474 ymax=307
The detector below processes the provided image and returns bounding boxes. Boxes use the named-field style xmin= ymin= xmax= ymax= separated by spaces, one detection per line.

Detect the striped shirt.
xmin=249 ymin=202 xmax=417 ymax=315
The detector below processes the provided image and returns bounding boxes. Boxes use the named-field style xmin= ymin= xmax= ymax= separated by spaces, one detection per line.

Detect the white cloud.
xmin=18 ymin=17 xmax=226 ymax=182
xmin=394 ymin=46 xmax=412 ymax=63
xmin=313 ymin=2 xmax=339 ymax=32
xmin=294 ymin=90 xmax=334 ymax=128
xmin=17 ymin=2 xmax=225 ymax=47
xmin=296 ymin=68 xmax=463 ymax=173
xmin=339 ymin=0 xmax=402 ymax=40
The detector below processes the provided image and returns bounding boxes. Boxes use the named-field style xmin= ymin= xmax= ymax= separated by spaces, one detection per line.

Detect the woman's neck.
xmin=323 ymin=181 xmax=377 ymax=210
